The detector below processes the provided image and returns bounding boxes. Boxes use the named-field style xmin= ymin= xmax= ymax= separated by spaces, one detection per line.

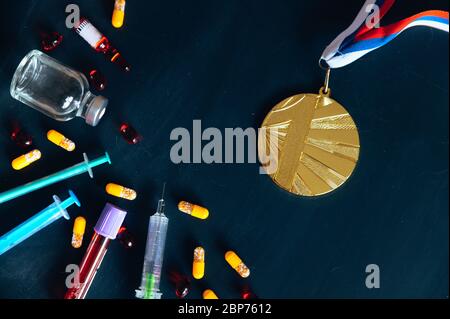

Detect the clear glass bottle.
xmin=10 ymin=50 xmax=108 ymax=126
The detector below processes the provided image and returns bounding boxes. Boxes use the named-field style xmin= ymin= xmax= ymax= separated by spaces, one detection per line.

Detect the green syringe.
xmin=0 ymin=152 xmax=111 ymax=205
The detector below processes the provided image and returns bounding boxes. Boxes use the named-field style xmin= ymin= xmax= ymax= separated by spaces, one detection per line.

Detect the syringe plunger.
xmin=0 ymin=190 xmax=80 ymax=256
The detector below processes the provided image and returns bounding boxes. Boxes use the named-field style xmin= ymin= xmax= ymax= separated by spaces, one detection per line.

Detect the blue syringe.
xmin=0 ymin=190 xmax=80 ymax=256
xmin=136 ymin=184 xmax=169 ymax=299
xmin=0 ymin=152 xmax=110 ymax=205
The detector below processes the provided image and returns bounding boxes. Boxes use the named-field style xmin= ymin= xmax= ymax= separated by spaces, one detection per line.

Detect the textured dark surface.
xmin=0 ymin=0 xmax=448 ymax=299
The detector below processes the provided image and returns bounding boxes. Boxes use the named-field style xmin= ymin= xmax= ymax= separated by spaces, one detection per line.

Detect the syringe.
xmin=0 ymin=190 xmax=80 ymax=256
xmin=136 ymin=184 xmax=169 ymax=299
xmin=0 ymin=152 xmax=111 ymax=205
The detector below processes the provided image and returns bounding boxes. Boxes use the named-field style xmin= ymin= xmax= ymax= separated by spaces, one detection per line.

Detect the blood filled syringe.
xmin=65 ymin=203 xmax=127 ymax=299
xmin=135 ymin=184 xmax=169 ymax=299
xmin=74 ymin=17 xmax=130 ymax=72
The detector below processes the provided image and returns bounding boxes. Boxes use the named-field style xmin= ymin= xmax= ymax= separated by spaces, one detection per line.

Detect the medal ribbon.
xmin=320 ymin=0 xmax=449 ymax=68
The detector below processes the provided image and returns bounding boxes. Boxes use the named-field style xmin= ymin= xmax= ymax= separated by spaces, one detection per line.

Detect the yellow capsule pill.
xmin=192 ymin=247 xmax=205 ymax=280
xmin=72 ymin=216 xmax=86 ymax=249
xmin=106 ymin=183 xmax=137 ymax=200
xmin=47 ymin=130 xmax=75 ymax=151
xmin=112 ymin=0 xmax=126 ymax=28
xmin=11 ymin=149 xmax=41 ymax=170
xmin=203 ymin=289 xmax=218 ymax=299
xmin=178 ymin=201 xmax=209 ymax=219
xmin=225 ymin=251 xmax=250 ymax=278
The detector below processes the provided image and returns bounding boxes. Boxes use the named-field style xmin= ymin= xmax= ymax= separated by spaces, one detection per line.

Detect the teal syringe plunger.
xmin=0 ymin=152 xmax=111 ymax=205
xmin=0 ymin=190 xmax=80 ymax=256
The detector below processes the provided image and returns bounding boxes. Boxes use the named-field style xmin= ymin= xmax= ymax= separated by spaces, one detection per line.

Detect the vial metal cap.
xmin=85 ymin=95 xmax=108 ymax=126
xmin=94 ymin=203 xmax=127 ymax=239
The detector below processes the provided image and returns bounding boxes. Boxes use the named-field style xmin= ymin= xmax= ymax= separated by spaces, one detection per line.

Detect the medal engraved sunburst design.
xmin=258 ymin=92 xmax=360 ymax=196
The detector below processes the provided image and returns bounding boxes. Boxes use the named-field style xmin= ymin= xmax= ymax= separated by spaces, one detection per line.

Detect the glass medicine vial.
xmin=10 ymin=50 xmax=108 ymax=126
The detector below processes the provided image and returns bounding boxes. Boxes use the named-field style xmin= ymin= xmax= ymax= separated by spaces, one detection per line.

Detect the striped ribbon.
xmin=320 ymin=0 xmax=449 ymax=68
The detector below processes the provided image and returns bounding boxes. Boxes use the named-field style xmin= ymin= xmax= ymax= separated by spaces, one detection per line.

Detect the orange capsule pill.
xmin=178 ymin=201 xmax=209 ymax=220
xmin=106 ymin=183 xmax=137 ymax=200
xmin=11 ymin=149 xmax=41 ymax=170
xmin=192 ymin=247 xmax=205 ymax=279
xmin=225 ymin=251 xmax=250 ymax=278
xmin=47 ymin=130 xmax=75 ymax=151
xmin=112 ymin=0 xmax=126 ymax=28
xmin=71 ymin=216 xmax=86 ymax=248
xmin=202 ymin=289 xmax=218 ymax=299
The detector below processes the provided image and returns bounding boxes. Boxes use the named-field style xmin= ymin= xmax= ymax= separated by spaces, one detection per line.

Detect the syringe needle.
xmin=157 ymin=183 xmax=166 ymax=215
xmin=161 ymin=182 xmax=166 ymax=200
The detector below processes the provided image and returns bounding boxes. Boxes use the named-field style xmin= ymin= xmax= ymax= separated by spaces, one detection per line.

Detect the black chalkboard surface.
xmin=0 ymin=0 xmax=448 ymax=299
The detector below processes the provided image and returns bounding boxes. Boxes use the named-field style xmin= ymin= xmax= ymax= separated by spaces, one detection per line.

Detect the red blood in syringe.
xmin=65 ymin=232 xmax=110 ymax=299
xmin=74 ymin=18 xmax=131 ymax=72
xmin=65 ymin=204 xmax=127 ymax=299
xmin=105 ymin=47 xmax=131 ymax=73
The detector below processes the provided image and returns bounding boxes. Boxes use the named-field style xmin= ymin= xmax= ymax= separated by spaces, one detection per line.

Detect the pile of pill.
xmin=175 ymin=198 xmax=253 ymax=298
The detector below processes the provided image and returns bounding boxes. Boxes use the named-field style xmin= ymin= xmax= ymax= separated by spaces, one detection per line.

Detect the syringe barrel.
xmin=0 ymin=152 xmax=111 ymax=205
xmin=136 ymin=212 xmax=169 ymax=299
xmin=0 ymin=191 xmax=80 ymax=256
xmin=144 ymin=213 xmax=169 ymax=270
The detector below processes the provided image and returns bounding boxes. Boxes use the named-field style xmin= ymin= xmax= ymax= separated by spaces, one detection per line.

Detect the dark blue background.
xmin=0 ymin=0 xmax=448 ymax=299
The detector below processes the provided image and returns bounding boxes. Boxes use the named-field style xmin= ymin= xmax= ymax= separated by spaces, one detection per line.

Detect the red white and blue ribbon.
xmin=320 ymin=0 xmax=449 ymax=68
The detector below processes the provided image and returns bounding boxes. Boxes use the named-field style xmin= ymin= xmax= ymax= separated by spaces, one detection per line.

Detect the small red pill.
xmin=169 ymin=272 xmax=190 ymax=299
xmin=241 ymin=287 xmax=257 ymax=299
xmin=41 ymin=32 xmax=63 ymax=52
xmin=88 ymin=69 xmax=107 ymax=91
xmin=120 ymin=123 xmax=141 ymax=144
xmin=117 ymin=227 xmax=134 ymax=248
xmin=175 ymin=277 xmax=190 ymax=299
xmin=11 ymin=129 xmax=33 ymax=148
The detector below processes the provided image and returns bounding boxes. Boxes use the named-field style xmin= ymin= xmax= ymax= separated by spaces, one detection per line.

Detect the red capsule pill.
xmin=120 ymin=123 xmax=141 ymax=144
xmin=88 ymin=69 xmax=107 ymax=91
xmin=117 ymin=227 xmax=134 ymax=248
xmin=41 ymin=32 xmax=63 ymax=52
xmin=170 ymin=272 xmax=190 ymax=299
xmin=175 ymin=280 xmax=190 ymax=299
xmin=11 ymin=129 xmax=33 ymax=148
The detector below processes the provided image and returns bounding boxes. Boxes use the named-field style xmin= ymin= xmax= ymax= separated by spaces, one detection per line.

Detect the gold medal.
xmin=258 ymin=70 xmax=360 ymax=196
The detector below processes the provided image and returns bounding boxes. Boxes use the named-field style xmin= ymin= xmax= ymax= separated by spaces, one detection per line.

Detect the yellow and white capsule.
xmin=47 ymin=130 xmax=75 ymax=151
xmin=112 ymin=0 xmax=126 ymax=28
xmin=225 ymin=251 xmax=250 ymax=278
xmin=105 ymin=183 xmax=137 ymax=200
xmin=72 ymin=216 xmax=86 ymax=248
xmin=192 ymin=247 xmax=205 ymax=279
xmin=178 ymin=201 xmax=209 ymax=220
xmin=203 ymin=289 xmax=218 ymax=299
xmin=11 ymin=149 xmax=41 ymax=170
